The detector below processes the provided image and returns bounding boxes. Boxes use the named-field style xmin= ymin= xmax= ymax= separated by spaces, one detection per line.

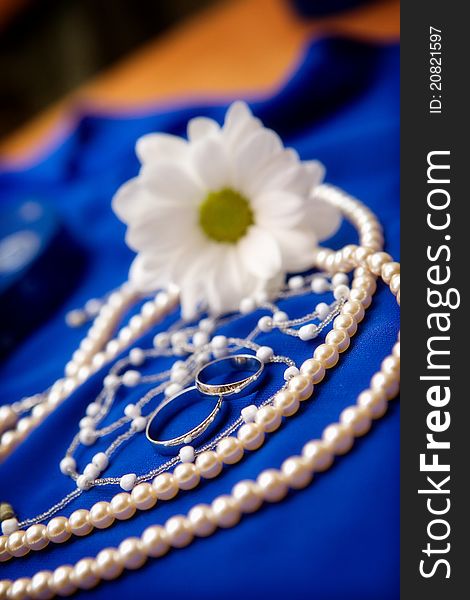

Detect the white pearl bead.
xmin=129 ymin=347 xmax=145 ymax=366
xmin=152 ymin=473 xmax=178 ymax=500
xmin=124 ymin=403 xmax=140 ymax=418
xmin=95 ymin=547 xmax=123 ymax=580
xmin=76 ymin=475 xmax=92 ymax=491
xmin=131 ymin=483 xmax=157 ymax=510
xmin=192 ymin=331 xmax=209 ymax=347
xmin=153 ymin=332 xmax=170 ymax=348
xmin=79 ymin=416 xmax=94 ymax=430
xmin=165 ymin=515 xmax=193 ymax=547
xmin=89 ymin=502 xmax=114 ymax=529
xmin=173 ymin=463 xmax=200 ymax=490
xmin=274 ymin=390 xmax=299 ymax=416
xmin=231 ymin=480 xmax=263 ymax=513
xmin=340 ymin=405 xmax=371 ymax=436
xmin=73 ymin=558 xmax=100 ymax=589
xmin=120 ymin=473 xmax=137 ymax=491
xmin=311 ymin=277 xmax=329 ymax=293
xmin=195 ymin=451 xmax=222 ymax=479
xmin=211 ymin=495 xmax=241 ymax=527
xmin=131 ymin=416 xmax=147 ymax=432
xmin=46 ymin=517 xmax=71 ymax=544
xmin=59 ymin=456 xmax=76 ymax=475
xmin=332 ymin=272 xmax=349 ymax=287
xmin=30 ymin=570 xmax=53 ymax=597
xmin=86 ymin=402 xmax=100 ymax=417
xmin=171 ymin=331 xmax=187 ymax=347
xmin=25 ymin=524 xmax=49 ymax=551
xmin=69 ymin=509 xmax=92 ymax=537
xmin=179 ymin=446 xmax=195 ymax=463
xmin=165 ymin=382 xmax=182 ymax=398
xmin=358 ymin=389 xmax=388 ymax=418
xmin=198 ymin=317 xmax=215 ymax=333
xmin=141 ymin=300 xmax=157 ymax=319
xmin=299 ymin=324 xmax=317 ymax=341
xmin=257 ymin=316 xmax=273 ymax=332
xmin=92 ymin=452 xmax=109 ymax=471
xmin=216 ymin=437 xmax=244 ymax=464
xmin=315 ymin=302 xmax=330 ymax=320
xmin=83 ymin=463 xmax=100 ymax=480
xmin=237 ymin=422 xmax=265 ymax=450
xmin=50 ymin=565 xmax=76 ymax=596
xmin=119 ymin=537 xmax=147 ymax=570
xmin=104 ymin=374 xmax=120 ymax=388
xmin=141 ymin=526 xmax=169 ymax=557
xmin=241 ymin=405 xmax=258 ymax=423
xmin=333 ymin=284 xmax=350 ymax=300
xmin=240 ymin=297 xmax=256 ymax=314
xmin=79 ymin=428 xmax=97 ymax=446
xmin=273 ymin=310 xmax=288 ymax=323
xmin=281 ymin=456 xmax=312 ymax=489
xmin=122 ymin=370 xmax=141 ymax=387
xmin=110 ymin=492 xmax=136 ymax=520
xmin=255 ymin=405 xmax=282 ymax=432
xmin=322 ymin=423 xmax=354 ymax=455
xmin=288 ymin=275 xmax=304 ymax=290
xmin=211 ymin=335 xmax=227 ymax=349
xmin=302 ymin=440 xmax=333 ymax=471
xmin=188 ymin=504 xmax=217 ymax=537
xmin=283 ymin=366 xmax=300 ymax=380
xmin=1 ymin=518 xmax=19 ymax=535
xmin=256 ymin=345 xmax=273 ymax=363
xmin=257 ymin=469 xmax=288 ymax=502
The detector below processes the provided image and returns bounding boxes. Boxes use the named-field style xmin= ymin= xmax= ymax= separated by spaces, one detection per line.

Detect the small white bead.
xmin=153 ymin=332 xmax=170 ymax=348
xmin=257 ymin=316 xmax=273 ymax=333
xmin=255 ymin=290 xmax=269 ymax=304
xmin=129 ymin=348 xmax=145 ymax=366
xmin=211 ymin=335 xmax=227 ymax=349
xmin=86 ymin=402 xmax=100 ymax=417
xmin=298 ymin=324 xmax=318 ymax=341
xmin=79 ymin=417 xmax=94 ymax=430
xmin=332 ymin=273 xmax=349 ymax=287
xmin=284 ymin=366 xmax=300 ymax=381
xmin=171 ymin=331 xmax=187 ymax=347
xmin=170 ymin=368 xmax=188 ymax=384
xmin=288 ymin=275 xmax=304 ymax=290
xmin=120 ymin=473 xmax=137 ymax=491
xmin=165 ymin=383 xmax=182 ymax=398
xmin=256 ymin=346 xmax=273 ymax=363
xmin=213 ymin=348 xmax=228 ymax=358
xmin=240 ymin=297 xmax=256 ymax=314
xmin=131 ymin=417 xmax=147 ymax=432
xmin=104 ymin=374 xmax=120 ymax=389
xmin=193 ymin=331 xmax=209 ymax=347
xmin=179 ymin=446 xmax=195 ymax=463
xmin=156 ymin=291 xmax=169 ymax=307
xmin=311 ymin=277 xmax=329 ymax=293
xmin=124 ymin=404 xmax=141 ymax=418
xmin=141 ymin=300 xmax=157 ymax=318
xmin=272 ymin=310 xmax=288 ymax=324
xmin=85 ymin=298 xmax=102 ymax=315
xmin=83 ymin=463 xmax=100 ymax=480
xmin=66 ymin=309 xmax=86 ymax=327
xmin=79 ymin=428 xmax=97 ymax=446
xmin=198 ymin=318 xmax=215 ymax=333
xmin=241 ymin=405 xmax=258 ymax=423
xmin=195 ymin=351 xmax=211 ymax=365
xmin=122 ymin=370 xmax=141 ymax=387
xmin=315 ymin=302 xmax=330 ymax=320
xmin=59 ymin=456 xmax=76 ymax=475
xmin=92 ymin=452 xmax=109 ymax=471
xmin=333 ymin=284 xmax=350 ymax=300
xmin=1 ymin=517 xmax=19 ymax=535
xmin=76 ymin=475 xmax=92 ymax=490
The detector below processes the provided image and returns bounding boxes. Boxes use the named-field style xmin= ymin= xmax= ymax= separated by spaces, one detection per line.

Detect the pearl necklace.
xmin=0 ymin=186 xmax=385 ymax=557
xmin=0 ymin=247 xmax=400 ymax=599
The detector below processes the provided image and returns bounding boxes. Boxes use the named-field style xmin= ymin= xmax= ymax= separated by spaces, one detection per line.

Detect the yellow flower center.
xmin=198 ymin=188 xmax=254 ymax=243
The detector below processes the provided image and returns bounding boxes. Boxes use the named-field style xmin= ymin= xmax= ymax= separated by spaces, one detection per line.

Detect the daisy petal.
xmin=187 ymin=117 xmax=220 ymax=142
xmin=238 ymin=225 xmax=281 ymax=279
xmin=112 ymin=178 xmax=154 ymax=224
xmin=304 ymin=195 xmax=342 ymax=241
xmin=233 ymin=129 xmax=283 ymax=194
xmin=246 ymin=148 xmax=298 ymax=196
xmin=252 ymin=190 xmax=304 ymax=229
xmin=136 ymin=133 xmax=188 ymax=164
xmin=270 ymin=228 xmax=317 ymax=272
xmin=129 ymin=254 xmax=167 ymax=292
xmin=223 ymin=101 xmax=262 ymax=152
xmin=191 ymin=135 xmax=230 ymax=190
xmin=142 ymin=161 xmax=204 ymax=204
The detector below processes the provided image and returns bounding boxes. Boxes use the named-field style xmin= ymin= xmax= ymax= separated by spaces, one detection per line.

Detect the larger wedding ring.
xmin=195 ymin=354 xmax=264 ymax=398
xmin=145 ymin=386 xmax=222 ymax=452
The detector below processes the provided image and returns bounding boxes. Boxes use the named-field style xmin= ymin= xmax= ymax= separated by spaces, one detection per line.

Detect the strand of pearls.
xmin=0 ymin=257 xmax=378 ymax=562
xmin=0 ymin=250 xmax=399 ymax=600
xmin=0 ymin=287 xmax=180 ymax=464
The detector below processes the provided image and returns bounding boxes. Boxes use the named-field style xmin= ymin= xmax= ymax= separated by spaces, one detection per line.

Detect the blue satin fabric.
xmin=0 ymin=37 xmax=399 ymax=599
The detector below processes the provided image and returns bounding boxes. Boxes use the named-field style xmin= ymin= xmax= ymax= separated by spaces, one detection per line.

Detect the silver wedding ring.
xmin=195 ymin=354 xmax=264 ymax=398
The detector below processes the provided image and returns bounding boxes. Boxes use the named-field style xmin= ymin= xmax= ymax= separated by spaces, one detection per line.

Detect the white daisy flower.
xmin=112 ymin=101 xmax=340 ymax=319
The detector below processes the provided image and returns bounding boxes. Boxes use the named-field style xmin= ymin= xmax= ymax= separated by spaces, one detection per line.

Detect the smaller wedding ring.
xmin=195 ymin=354 xmax=264 ymax=398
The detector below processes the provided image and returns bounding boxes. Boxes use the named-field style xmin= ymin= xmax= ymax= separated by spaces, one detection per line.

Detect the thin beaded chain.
xmin=0 ymin=248 xmax=400 ymax=599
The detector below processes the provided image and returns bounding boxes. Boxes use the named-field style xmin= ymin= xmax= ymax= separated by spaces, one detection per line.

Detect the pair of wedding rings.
xmin=145 ymin=354 xmax=265 ymax=452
